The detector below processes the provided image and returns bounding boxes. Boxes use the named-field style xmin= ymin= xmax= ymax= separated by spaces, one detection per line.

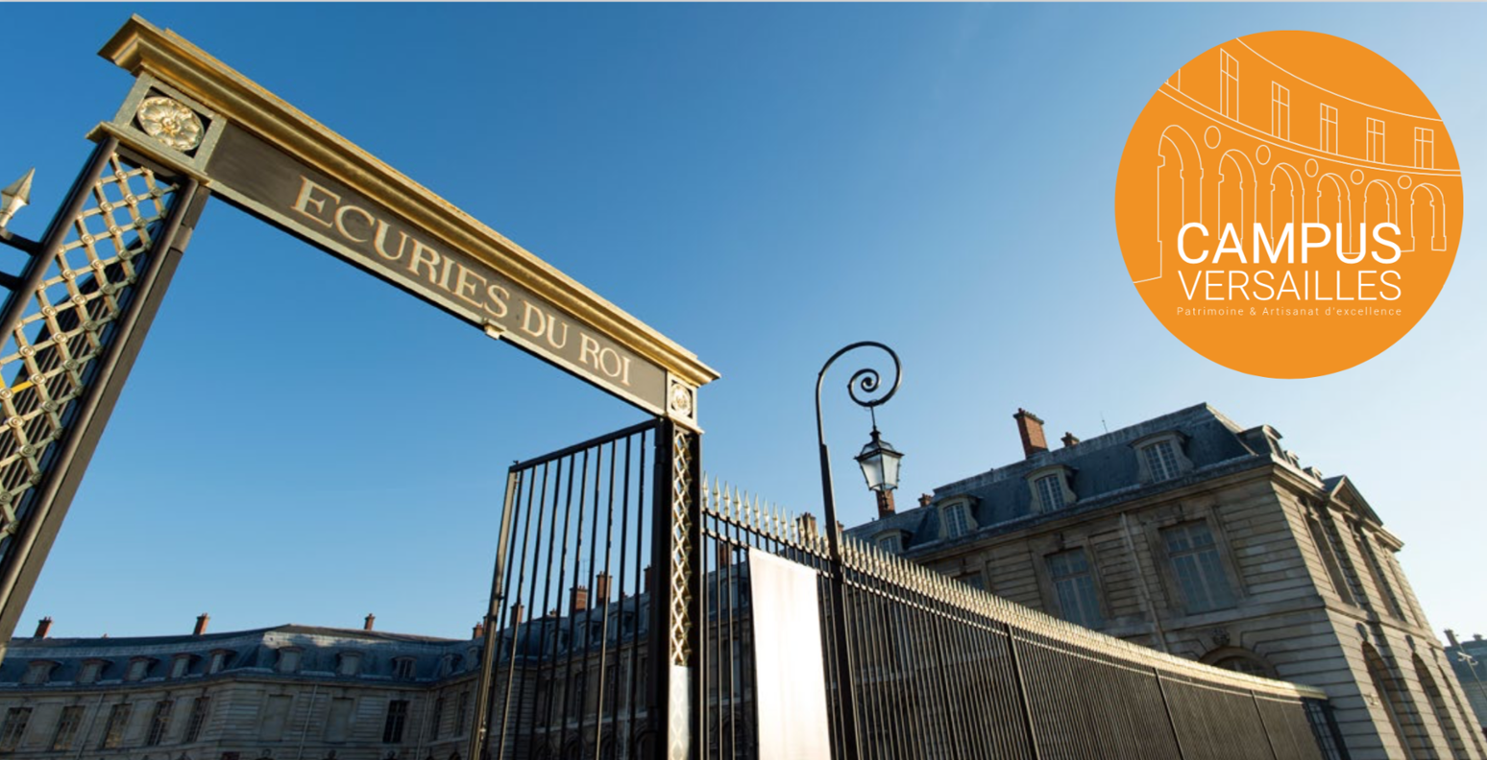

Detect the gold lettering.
xmin=438 ymin=256 xmax=456 ymax=290
xmin=599 ymin=347 xmax=621 ymax=378
xmin=546 ymin=319 xmax=570 ymax=350
xmin=453 ymin=264 xmax=486 ymax=308
xmin=620 ymin=356 xmax=631 ymax=386
xmin=291 ymin=176 xmax=338 ymax=228
xmin=520 ymin=301 xmax=546 ymax=337
xmin=579 ymin=334 xmax=602 ymax=370
xmin=407 ymin=240 xmax=442 ymax=284
xmin=484 ymin=285 xmax=510 ymax=319
xmin=372 ymin=221 xmax=409 ymax=261
xmin=334 ymin=205 xmax=375 ymax=243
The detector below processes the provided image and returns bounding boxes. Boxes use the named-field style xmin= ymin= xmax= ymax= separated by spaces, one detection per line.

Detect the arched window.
xmin=1200 ymin=646 xmax=1277 ymax=678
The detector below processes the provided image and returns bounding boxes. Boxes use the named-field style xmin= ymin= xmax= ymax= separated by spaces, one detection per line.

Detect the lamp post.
xmin=816 ymin=341 xmax=902 ymax=760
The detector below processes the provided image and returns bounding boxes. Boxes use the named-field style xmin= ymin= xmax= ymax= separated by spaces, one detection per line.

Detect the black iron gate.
xmin=472 ymin=419 xmax=700 ymax=760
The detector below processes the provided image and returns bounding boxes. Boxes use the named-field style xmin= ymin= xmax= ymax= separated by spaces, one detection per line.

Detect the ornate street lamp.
xmin=815 ymin=340 xmax=902 ymax=760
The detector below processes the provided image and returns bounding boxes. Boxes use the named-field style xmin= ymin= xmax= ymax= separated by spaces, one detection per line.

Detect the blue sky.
xmin=1 ymin=3 xmax=1483 ymax=642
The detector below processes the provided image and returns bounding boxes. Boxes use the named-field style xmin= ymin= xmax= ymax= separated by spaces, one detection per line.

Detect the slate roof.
xmin=846 ymin=403 xmax=1327 ymax=555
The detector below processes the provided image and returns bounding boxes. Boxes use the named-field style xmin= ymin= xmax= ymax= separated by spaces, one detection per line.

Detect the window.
xmin=958 ymin=573 xmax=986 ymax=591
xmin=146 ymin=700 xmax=173 ymax=746
xmin=1366 ymin=117 xmax=1386 ymax=162
xmin=171 ymin=654 xmax=195 ymax=679
xmin=1305 ymin=513 xmax=1355 ymax=605
xmin=1034 ymin=474 xmax=1066 ymax=512
xmin=1271 ymin=82 xmax=1290 ymax=139
xmin=383 ymin=700 xmax=410 ymax=744
xmin=78 ymin=660 xmax=106 ymax=684
xmin=22 ymin=660 xmax=56 ymax=685
xmin=260 ymin=695 xmax=292 ymax=741
xmin=455 ymin=691 xmax=470 ymax=736
xmin=1162 ymin=521 xmax=1237 ymax=613
xmin=325 ymin=699 xmax=353 ymax=743
xmin=392 ymin=657 xmax=416 ymax=680
xmin=877 ymin=534 xmax=903 ymax=554
xmin=1047 ymin=549 xmax=1104 ymax=629
xmin=184 ymin=697 xmax=211 ymax=743
xmin=1320 ymin=104 xmax=1338 ymax=153
xmin=942 ymin=503 xmax=970 ymax=538
xmin=100 ymin=703 xmax=132 ymax=749
xmin=0 ymin=707 xmax=31 ymax=751
xmin=1142 ymin=440 xmax=1181 ymax=483
xmin=276 ymin=648 xmax=302 ymax=674
xmin=1415 ymin=127 xmax=1435 ymax=168
xmin=336 ymin=651 xmax=362 ymax=676
xmin=51 ymin=705 xmax=85 ymax=751
xmin=430 ymin=696 xmax=445 ymax=739
xmin=1219 ymin=49 xmax=1239 ymax=119
xmin=126 ymin=657 xmax=155 ymax=681
xmin=1356 ymin=531 xmax=1408 ymax=621
xmin=208 ymin=650 xmax=232 ymax=674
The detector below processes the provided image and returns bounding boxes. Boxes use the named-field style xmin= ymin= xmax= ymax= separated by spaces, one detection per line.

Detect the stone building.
xmin=1444 ymin=630 xmax=1487 ymax=737
xmin=849 ymin=403 xmax=1484 ymax=760
xmin=0 ymin=615 xmax=486 ymax=760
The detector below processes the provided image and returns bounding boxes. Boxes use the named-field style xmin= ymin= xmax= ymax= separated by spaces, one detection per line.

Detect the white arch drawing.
xmin=1314 ymin=173 xmax=1352 ymax=251
xmin=1147 ymin=125 xmax=1204 ymax=283
xmin=1407 ymin=183 xmax=1448 ymax=253
xmin=1363 ymin=179 xmax=1397 ymax=232
xmin=1218 ymin=149 xmax=1257 ymax=248
xmin=1268 ymin=163 xmax=1304 ymax=242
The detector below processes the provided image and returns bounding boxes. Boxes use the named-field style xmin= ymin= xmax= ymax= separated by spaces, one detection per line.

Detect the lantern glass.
xmin=855 ymin=430 xmax=903 ymax=493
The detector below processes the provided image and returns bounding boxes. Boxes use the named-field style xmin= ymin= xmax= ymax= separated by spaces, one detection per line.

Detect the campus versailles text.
xmin=1176 ymin=222 xmax=1403 ymax=302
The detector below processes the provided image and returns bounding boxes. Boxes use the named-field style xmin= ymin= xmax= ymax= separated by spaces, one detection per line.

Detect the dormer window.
xmin=937 ymin=497 xmax=978 ymax=539
xmin=125 ymin=657 xmax=156 ymax=682
xmin=78 ymin=659 xmax=108 ymax=684
xmin=208 ymin=650 xmax=233 ymax=674
xmin=336 ymin=651 xmax=363 ymax=676
xmin=170 ymin=654 xmax=197 ymax=679
xmin=1027 ymin=466 xmax=1075 ymax=513
xmin=276 ymin=647 xmax=303 ymax=674
xmin=392 ymin=657 xmax=416 ymax=680
xmin=1133 ymin=432 xmax=1193 ymax=484
xmin=875 ymin=531 xmax=905 ymax=554
xmin=22 ymin=660 xmax=57 ymax=685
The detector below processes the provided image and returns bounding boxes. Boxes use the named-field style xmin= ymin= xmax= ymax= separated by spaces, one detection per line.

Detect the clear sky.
xmin=1 ymin=3 xmax=1482 ymax=644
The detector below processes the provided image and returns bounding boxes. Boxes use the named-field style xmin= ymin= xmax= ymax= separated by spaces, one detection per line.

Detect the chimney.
xmin=1476 ymin=634 xmax=1484 ymax=642
xmin=644 ymin=565 xmax=654 ymax=593
xmin=594 ymin=572 xmax=612 ymax=605
xmin=1061 ymin=432 xmax=1079 ymax=448
xmin=1446 ymin=629 xmax=1461 ymax=648
xmin=918 ymin=494 xmax=933 ymax=508
xmin=876 ymin=490 xmax=896 ymax=518
xmin=510 ymin=603 xmax=524 ymax=628
xmin=363 ymin=613 xmax=375 ymax=631
xmin=571 ymin=586 xmax=589 ymax=614
xmin=34 ymin=617 xmax=51 ymax=638
xmin=193 ymin=613 xmax=210 ymax=636
xmin=1014 ymin=409 xmax=1048 ymax=458
xmin=472 ymin=622 xmax=485 ymax=639
xmin=797 ymin=513 xmax=818 ymax=540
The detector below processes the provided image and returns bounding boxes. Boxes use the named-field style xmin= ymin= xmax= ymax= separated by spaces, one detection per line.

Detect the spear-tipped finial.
xmin=0 ymin=168 xmax=35 ymax=229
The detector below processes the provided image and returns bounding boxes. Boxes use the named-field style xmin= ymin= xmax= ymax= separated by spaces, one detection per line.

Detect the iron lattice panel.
xmin=668 ymin=427 xmax=694 ymax=667
xmin=0 ymin=153 xmax=179 ymax=553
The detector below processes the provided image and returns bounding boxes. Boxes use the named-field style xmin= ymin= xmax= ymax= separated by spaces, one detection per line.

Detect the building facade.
xmin=849 ymin=403 xmax=1484 ymax=760
xmin=1444 ymin=631 xmax=1487 ymax=737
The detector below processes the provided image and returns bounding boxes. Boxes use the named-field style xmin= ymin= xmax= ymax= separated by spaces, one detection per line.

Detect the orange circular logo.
xmin=1114 ymin=31 xmax=1462 ymax=378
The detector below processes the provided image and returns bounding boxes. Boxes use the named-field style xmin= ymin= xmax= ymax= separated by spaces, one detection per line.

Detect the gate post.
xmin=0 ymin=138 xmax=207 ymax=658
xmin=651 ymin=418 xmax=701 ymax=760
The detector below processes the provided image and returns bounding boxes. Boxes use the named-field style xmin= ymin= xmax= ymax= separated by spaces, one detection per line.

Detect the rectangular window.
xmin=1162 ymin=521 xmax=1237 ymax=613
xmin=1047 ymin=549 xmax=1105 ymax=628
xmin=1142 ymin=440 xmax=1181 ymax=482
xmin=1366 ymin=117 xmax=1386 ymax=162
xmin=1035 ymin=475 xmax=1066 ymax=511
xmin=382 ymin=700 xmax=409 ymax=744
xmin=943 ymin=503 xmax=969 ymax=538
xmin=1356 ymin=531 xmax=1408 ymax=621
xmin=392 ymin=658 xmax=415 ymax=680
xmin=260 ymin=695 xmax=292 ymax=741
xmin=184 ymin=697 xmax=211 ymax=743
xmin=101 ymin=703 xmax=132 ymax=749
xmin=0 ymin=707 xmax=32 ymax=751
xmin=959 ymin=573 xmax=986 ymax=591
xmin=455 ymin=691 xmax=469 ymax=736
xmin=52 ymin=706 xmax=85 ymax=751
xmin=1219 ymin=49 xmax=1239 ymax=119
xmin=146 ymin=700 xmax=173 ymax=746
xmin=430 ymin=696 xmax=445 ymax=740
xmin=878 ymin=534 xmax=903 ymax=554
xmin=1320 ymin=104 xmax=1339 ymax=153
xmin=325 ymin=699 xmax=353 ymax=743
xmin=1306 ymin=514 xmax=1355 ymax=605
xmin=1415 ymin=127 xmax=1435 ymax=168
xmin=1271 ymin=82 xmax=1290 ymax=139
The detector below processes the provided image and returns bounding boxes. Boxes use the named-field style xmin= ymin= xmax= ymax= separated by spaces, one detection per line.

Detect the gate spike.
xmin=0 ymin=168 xmax=35 ymax=229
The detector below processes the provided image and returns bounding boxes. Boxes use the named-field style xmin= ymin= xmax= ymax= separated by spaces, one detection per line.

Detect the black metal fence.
xmin=474 ymin=424 xmax=1343 ymax=760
